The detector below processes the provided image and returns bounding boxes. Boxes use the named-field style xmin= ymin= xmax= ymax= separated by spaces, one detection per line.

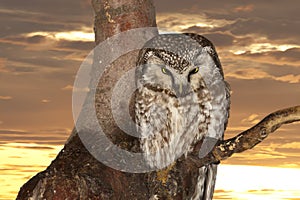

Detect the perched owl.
xmin=135 ymin=33 xmax=230 ymax=199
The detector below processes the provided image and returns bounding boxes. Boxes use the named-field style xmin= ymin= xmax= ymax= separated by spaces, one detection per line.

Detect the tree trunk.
xmin=17 ymin=0 xmax=160 ymax=199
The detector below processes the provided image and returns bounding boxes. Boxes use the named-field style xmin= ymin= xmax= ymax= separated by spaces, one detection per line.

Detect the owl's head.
xmin=136 ymin=33 xmax=224 ymax=97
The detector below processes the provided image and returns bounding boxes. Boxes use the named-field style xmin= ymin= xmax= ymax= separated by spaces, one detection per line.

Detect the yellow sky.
xmin=1 ymin=143 xmax=300 ymax=199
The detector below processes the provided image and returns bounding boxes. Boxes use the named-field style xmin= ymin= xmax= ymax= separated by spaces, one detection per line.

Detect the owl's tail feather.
xmin=191 ymin=164 xmax=218 ymax=200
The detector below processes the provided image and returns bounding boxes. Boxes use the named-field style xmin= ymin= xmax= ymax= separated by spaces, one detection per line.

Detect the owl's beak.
xmin=179 ymin=83 xmax=183 ymax=94
xmin=174 ymin=82 xmax=189 ymax=97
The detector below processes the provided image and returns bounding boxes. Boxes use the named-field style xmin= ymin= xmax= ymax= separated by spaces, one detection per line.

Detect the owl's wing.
xmin=192 ymin=163 xmax=218 ymax=200
xmin=195 ymin=81 xmax=230 ymax=200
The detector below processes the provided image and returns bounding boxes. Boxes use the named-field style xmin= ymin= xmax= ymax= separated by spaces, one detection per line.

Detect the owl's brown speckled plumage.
xmin=135 ymin=33 xmax=230 ymax=200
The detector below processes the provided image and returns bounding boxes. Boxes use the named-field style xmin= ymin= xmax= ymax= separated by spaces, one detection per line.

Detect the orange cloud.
xmin=275 ymin=74 xmax=300 ymax=84
xmin=225 ymin=68 xmax=271 ymax=80
xmin=241 ymin=114 xmax=260 ymax=125
xmin=41 ymin=99 xmax=51 ymax=103
xmin=234 ymin=5 xmax=254 ymax=13
xmin=156 ymin=13 xmax=234 ymax=33
xmin=0 ymin=96 xmax=12 ymax=100
xmin=280 ymin=142 xmax=300 ymax=149
xmin=61 ymin=85 xmax=73 ymax=91
xmin=225 ymin=67 xmax=300 ymax=84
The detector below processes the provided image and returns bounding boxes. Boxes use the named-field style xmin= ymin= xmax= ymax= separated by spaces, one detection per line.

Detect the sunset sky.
xmin=0 ymin=0 xmax=300 ymax=199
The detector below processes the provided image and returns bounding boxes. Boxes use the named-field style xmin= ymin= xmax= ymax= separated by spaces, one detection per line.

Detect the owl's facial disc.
xmin=141 ymin=53 xmax=204 ymax=98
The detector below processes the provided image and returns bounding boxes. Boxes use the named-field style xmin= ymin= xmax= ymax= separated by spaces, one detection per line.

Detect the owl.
xmin=135 ymin=33 xmax=230 ymax=199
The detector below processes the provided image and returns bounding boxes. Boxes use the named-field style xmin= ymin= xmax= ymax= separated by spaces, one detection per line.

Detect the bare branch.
xmin=189 ymin=105 xmax=300 ymax=167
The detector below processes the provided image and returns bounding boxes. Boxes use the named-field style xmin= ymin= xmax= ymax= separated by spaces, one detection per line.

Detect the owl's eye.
xmin=190 ymin=67 xmax=199 ymax=75
xmin=161 ymin=67 xmax=169 ymax=74
xmin=187 ymin=67 xmax=199 ymax=82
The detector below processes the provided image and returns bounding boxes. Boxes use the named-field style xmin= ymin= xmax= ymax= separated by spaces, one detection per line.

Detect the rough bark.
xmin=17 ymin=0 xmax=158 ymax=199
xmin=16 ymin=0 xmax=300 ymax=199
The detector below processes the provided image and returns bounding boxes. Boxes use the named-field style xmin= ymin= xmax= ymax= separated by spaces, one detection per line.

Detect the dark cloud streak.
xmin=215 ymin=18 xmax=300 ymax=43
xmin=0 ymin=0 xmax=93 ymax=37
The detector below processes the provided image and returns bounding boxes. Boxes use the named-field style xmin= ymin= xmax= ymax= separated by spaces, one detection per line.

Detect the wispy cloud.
xmin=0 ymin=28 xmax=94 ymax=51
xmin=225 ymin=68 xmax=271 ymax=80
xmin=230 ymin=43 xmax=300 ymax=55
xmin=61 ymin=85 xmax=73 ymax=91
xmin=0 ymin=128 xmax=69 ymax=145
xmin=241 ymin=114 xmax=260 ymax=125
xmin=233 ymin=4 xmax=254 ymax=13
xmin=0 ymin=59 xmax=66 ymax=75
xmin=275 ymin=74 xmax=300 ymax=84
xmin=228 ymin=70 xmax=300 ymax=84
xmin=26 ymin=29 xmax=94 ymax=42
xmin=0 ymin=8 xmax=42 ymax=16
xmin=280 ymin=142 xmax=300 ymax=149
xmin=157 ymin=13 xmax=234 ymax=33
xmin=0 ymin=96 xmax=12 ymax=100
xmin=41 ymin=99 xmax=51 ymax=103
